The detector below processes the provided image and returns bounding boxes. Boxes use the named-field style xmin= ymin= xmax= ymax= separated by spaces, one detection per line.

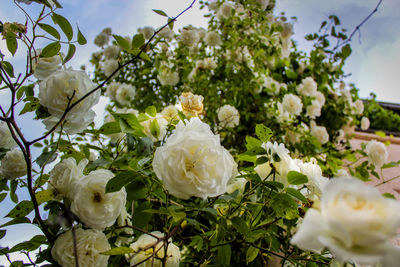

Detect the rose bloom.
xmin=94 ymin=32 xmax=109 ymax=47
xmin=217 ymin=2 xmax=233 ymax=19
xmin=314 ymin=91 xmax=326 ymax=106
xmin=296 ymin=77 xmax=317 ymax=97
xmin=127 ymin=231 xmax=181 ymax=267
xmin=157 ymin=68 xmax=180 ymax=86
xmin=353 ymin=99 xmax=364 ymax=115
xmin=48 ymin=157 xmax=88 ymax=199
xmin=140 ymin=113 xmax=169 ymax=142
xmin=282 ymin=93 xmax=303 ymax=116
xmin=161 ymin=105 xmax=178 ymax=122
xmin=226 ymin=177 xmax=247 ymax=194
xmin=38 ymin=69 xmax=100 ymax=134
xmin=179 ymin=92 xmax=204 ymax=117
xmin=311 ymin=123 xmax=329 ymax=145
xmin=103 ymin=45 xmax=120 ymax=60
xmin=306 ymin=100 xmax=322 ymax=119
xmin=32 ymin=49 xmax=62 ymax=80
xmin=105 ymin=81 xmax=121 ymax=100
xmin=291 ymin=177 xmax=400 ymax=266
xmin=365 ymin=140 xmax=388 ymax=167
xmin=178 ymin=28 xmax=200 ymax=47
xmin=217 ymin=104 xmax=240 ymax=128
xmin=153 ymin=118 xmax=237 ymax=199
xmin=71 ymin=169 xmax=126 ymax=230
xmin=158 ymin=27 xmax=174 ymax=40
xmin=204 ymin=31 xmax=222 ymax=46
xmin=0 ymin=121 xmax=17 ymax=149
xmin=115 ymin=83 xmax=136 ymax=106
xmin=360 ymin=116 xmax=370 ymax=130
xmin=103 ymin=59 xmax=119 ymax=77
xmin=0 ymin=149 xmax=26 ymax=179
xmin=51 ymin=228 xmax=111 ymax=267
xmin=138 ymin=26 xmax=155 ymax=40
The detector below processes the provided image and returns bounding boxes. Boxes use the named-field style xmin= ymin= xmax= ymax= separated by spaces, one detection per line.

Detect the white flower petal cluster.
xmin=311 ymin=123 xmax=329 ymax=145
xmin=157 ymin=65 xmax=180 ymax=86
xmin=256 ymin=0 xmax=270 ymax=9
xmin=153 ymin=118 xmax=238 ymax=199
xmin=51 ymin=228 xmax=111 ymax=267
xmin=296 ymin=77 xmax=317 ymax=97
xmin=179 ymin=92 xmax=204 ymax=117
xmin=32 ymin=49 xmax=62 ymax=80
xmin=204 ymin=31 xmax=222 ymax=46
xmin=178 ymin=28 xmax=200 ymax=47
xmin=0 ymin=121 xmax=17 ymax=149
xmin=161 ymin=105 xmax=179 ymax=122
xmin=103 ymin=45 xmax=120 ymax=60
xmin=127 ymin=231 xmax=181 ymax=267
xmin=48 ymin=157 xmax=88 ymax=199
xmin=291 ymin=177 xmax=400 ymax=267
xmin=365 ymin=140 xmax=388 ymax=167
xmin=71 ymin=169 xmax=126 ymax=230
xmin=140 ymin=113 xmax=169 ymax=142
xmin=138 ymin=26 xmax=155 ymax=40
xmin=115 ymin=84 xmax=136 ymax=106
xmin=258 ymin=74 xmax=286 ymax=95
xmin=306 ymin=100 xmax=322 ymax=119
xmin=158 ymin=27 xmax=174 ymax=40
xmin=217 ymin=2 xmax=233 ymax=19
xmin=314 ymin=91 xmax=325 ymax=106
xmin=282 ymin=93 xmax=303 ymax=116
xmin=0 ymin=149 xmax=26 ymax=179
xmin=103 ymin=59 xmax=119 ymax=77
xmin=353 ymin=99 xmax=364 ymax=115
xmin=226 ymin=177 xmax=247 ymax=194
xmin=360 ymin=116 xmax=370 ymax=130
xmin=217 ymin=104 xmax=240 ymax=128
xmin=39 ymin=69 xmax=100 ymax=134
xmin=94 ymin=28 xmax=112 ymax=47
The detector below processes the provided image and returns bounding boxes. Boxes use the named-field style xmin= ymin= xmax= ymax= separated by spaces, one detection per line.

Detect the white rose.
xmin=311 ymin=124 xmax=329 ymax=145
xmin=365 ymin=140 xmax=388 ymax=167
xmin=32 ymin=49 xmax=62 ymax=80
xmin=178 ymin=28 xmax=200 ymax=47
xmin=153 ymin=118 xmax=238 ymax=199
xmin=51 ymin=228 xmax=110 ymax=267
xmin=48 ymin=157 xmax=88 ymax=199
xmin=353 ymin=99 xmax=364 ymax=115
xmin=115 ymin=83 xmax=136 ymax=106
xmin=71 ymin=169 xmax=126 ymax=230
xmin=282 ymin=93 xmax=303 ymax=116
xmin=138 ymin=26 xmax=155 ymax=40
xmin=296 ymin=77 xmax=317 ymax=97
xmin=105 ymin=81 xmax=121 ymax=100
xmin=157 ymin=68 xmax=179 ymax=86
xmin=0 ymin=121 xmax=17 ymax=149
xmin=140 ymin=113 xmax=169 ymax=142
xmin=103 ymin=59 xmax=119 ymax=77
xmin=217 ymin=104 xmax=240 ymax=128
xmin=94 ymin=33 xmax=109 ymax=47
xmin=226 ymin=177 xmax=247 ymax=194
xmin=127 ymin=231 xmax=181 ymax=267
xmin=256 ymin=0 xmax=270 ymax=9
xmin=204 ymin=31 xmax=222 ymax=46
xmin=161 ymin=105 xmax=178 ymax=122
xmin=38 ymin=69 xmax=100 ymax=134
xmin=360 ymin=116 xmax=370 ymax=130
xmin=306 ymin=100 xmax=322 ymax=119
xmin=158 ymin=27 xmax=174 ymax=40
xmin=179 ymin=92 xmax=204 ymax=117
xmin=291 ymin=177 xmax=400 ymax=266
xmin=103 ymin=45 xmax=120 ymax=60
xmin=314 ymin=91 xmax=325 ymax=106
xmin=298 ymin=160 xmax=328 ymax=198
xmin=276 ymin=102 xmax=292 ymax=123
xmin=217 ymin=2 xmax=233 ymax=19
xmin=0 ymin=149 xmax=26 ymax=179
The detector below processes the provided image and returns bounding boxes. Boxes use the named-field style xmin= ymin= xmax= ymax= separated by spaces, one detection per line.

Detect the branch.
xmin=28 ymin=0 xmax=197 ymax=145
xmin=333 ymin=0 xmax=382 ymax=51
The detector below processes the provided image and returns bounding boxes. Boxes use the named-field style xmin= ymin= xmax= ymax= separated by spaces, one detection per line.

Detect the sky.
xmin=0 ymin=0 xmax=399 ymax=264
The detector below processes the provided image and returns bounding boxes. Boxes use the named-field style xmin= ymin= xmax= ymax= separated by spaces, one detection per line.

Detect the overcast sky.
xmin=0 ymin=0 xmax=399 ymax=264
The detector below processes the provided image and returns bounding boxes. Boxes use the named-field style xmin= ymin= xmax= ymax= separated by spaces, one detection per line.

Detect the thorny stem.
xmin=375 ymin=174 xmax=400 ymax=187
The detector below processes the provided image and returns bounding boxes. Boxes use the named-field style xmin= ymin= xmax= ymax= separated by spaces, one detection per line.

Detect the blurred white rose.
xmin=314 ymin=91 xmax=326 ymax=106
xmin=103 ymin=45 xmax=120 ymax=60
xmin=51 ymin=228 xmax=110 ymax=267
xmin=103 ymin=59 xmax=119 ymax=77
xmin=157 ymin=66 xmax=179 ymax=86
xmin=138 ymin=26 xmax=155 ymax=40
xmin=115 ymin=83 xmax=136 ymax=106
xmin=140 ymin=113 xmax=169 ymax=142
xmin=291 ymin=177 xmax=400 ymax=266
xmin=311 ymin=123 xmax=329 ymax=145
xmin=360 ymin=116 xmax=370 ymax=130
xmin=127 ymin=231 xmax=181 ymax=267
xmin=306 ymin=100 xmax=322 ymax=119
xmin=217 ymin=2 xmax=233 ymax=19
xmin=0 ymin=149 xmax=26 ymax=179
xmin=179 ymin=92 xmax=204 ymax=117
xmin=204 ymin=31 xmax=222 ymax=46
xmin=217 ymin=104 xmax=240 ymax=128
xmin=161 ymin=105 xmax=178 ymax=122
xmin=153 ymin=118 xmax=237 ymax=199
xmin=226 ymin=177 xmax=247 ymax=194
xmin=353 ymin=99 xmax=364 ymax=115
xmin=32 ymin=49 xmax=62 ymax=80
xmin=0 ymin=121 xmax=17 ymax=149
xmin=38 ymin=69 xmax=100 ymax=134
xmin=178 ymin=28 xmax=200 ymax=47
xmin=365 ymin=140 xmax=388 ymax=167
xmin=94 ymin=33 xmax=109 ymax=47
xmin=282 ymin=93 xmax=302 ymax=116
xmin=296 ymin=77 xmax=317 ymax=97
xmin=71 ymin=169 xmax=126 ymax=230
xmin=48 ymin=157 xmax=88 ymax=199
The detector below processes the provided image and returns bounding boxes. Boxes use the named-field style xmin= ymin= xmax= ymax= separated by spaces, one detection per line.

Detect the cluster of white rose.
xmin=106 ymin=82 xmax=136 ymax=106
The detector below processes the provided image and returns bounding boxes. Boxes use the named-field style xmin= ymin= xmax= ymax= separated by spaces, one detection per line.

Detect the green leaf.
xmin=101 ymin=246 xmax=135 ymax=255
xmin=0 ymin=217 xmax=31 ymax=228
xmin=255 ymin=124 xmax=273 ymax=143
xmin=38 ymin=23 xmax=60 ymax=40
xmin=0 ymin=193 xmax=6 ymax=202
xmin=231 ymin=216 xmax=250 ymax=236
xmin=140 ymin=52 xmax=151 ymax=62
xmin=341 ymin=44 xmax=352 ymax=59
xmin=285 ymin=188 xmax=309 ymax=203
xmin=8 ymin=235 xmax=47 ymax=253
xmin=52 ymin=13 xmax=73 ymax=41
xmin=382 ymin=161 xmax=400 ymax=169
xmin=168 ymin=18 xmax=175 ymax=30
xmin=246 ymin=246 xmax=259 ymax=264
xmin=287 ymin=171 xmax=308 ymax=185
xmin=150 ymin=119 xmax=160 ymax=139
xmin=105 ymin=171 xmax=135 ymax=193
xmin=245 ymin=136 xmax=262 ymax=150
xmin=152 ymin=9 xmax=168 ymax=17
xmin=382 ymin=193 xmax=396 ymax=199
xmin=6 ymin=32 xmax=17 ymax=56
xmin=77 ymin=26 xmax=87 ymax=45
xmin=217 ymin=244 xmax=231 ymax=265
xmin=35 ymin=190 xmax=55 ymax=205
xmin=36 ymin=151 xmax=58 ymax=168
xmin=126 ymin=178 xmax=147 ymax=201
xmin=6 ymin=201 xmax=34 ymax=218
xmin=113 ymin=34 xmax=130 ymax=51
xmin=99 ymin=121 xmax=121 ymax=135
xmin=375 ymin=131 xmax=386 ymax=138
xmin=1 ymin=61 xmax=15 ymax=78
xmin=63 ymin=44 xmax=76 ymax=64
xmin=40 ymin=41 xmax=61 ymax=58
xmin=0 ymin=230 xmax=5 ymax=240
xmin=131 ymin=34 xmax=145 ymax=49
xmin=145 ymin=106 xmax=157 ymax=117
